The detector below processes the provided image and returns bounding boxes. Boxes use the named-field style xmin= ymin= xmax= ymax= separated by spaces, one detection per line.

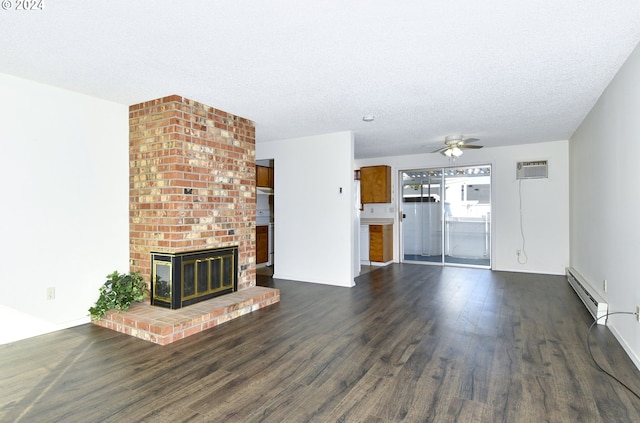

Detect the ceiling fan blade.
xmin=431 ymin=136 xmax=481 ymax=153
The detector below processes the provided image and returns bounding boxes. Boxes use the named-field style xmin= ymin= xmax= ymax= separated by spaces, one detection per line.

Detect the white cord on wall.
xmin=517 ymin=179 xmax=528 ymax=264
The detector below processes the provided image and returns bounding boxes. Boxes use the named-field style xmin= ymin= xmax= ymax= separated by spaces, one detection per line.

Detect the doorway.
xmin=256 ymin=159 xmax=275 ymax=276
xmin=401 ymin=165 xmax=491 ymax=268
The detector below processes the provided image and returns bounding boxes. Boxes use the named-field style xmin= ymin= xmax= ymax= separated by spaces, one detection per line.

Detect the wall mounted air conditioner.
xmin=516 ymin=160 xmax=548 ymax=179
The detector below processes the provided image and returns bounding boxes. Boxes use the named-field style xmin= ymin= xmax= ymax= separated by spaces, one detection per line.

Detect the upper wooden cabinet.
xmin=256 ymin=165 xmax=274 ymax=188
xmin=360 ymin=165 xmax=391 ymax=204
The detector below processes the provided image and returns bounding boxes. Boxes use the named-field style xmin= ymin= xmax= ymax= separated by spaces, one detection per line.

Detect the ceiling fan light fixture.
xmin=443 ymin=146 xmax=463 ymax=157
xmin=433 ymin=135 xmax=482 ymax=157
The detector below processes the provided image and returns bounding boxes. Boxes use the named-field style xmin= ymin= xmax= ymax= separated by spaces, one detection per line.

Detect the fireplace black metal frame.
xmin=150 ymin=246 xmax=238 ymax=309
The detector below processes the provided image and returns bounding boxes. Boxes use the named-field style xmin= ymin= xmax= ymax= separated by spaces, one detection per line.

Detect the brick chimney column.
xmin=129 ymin=95 xmax=257 ymax=292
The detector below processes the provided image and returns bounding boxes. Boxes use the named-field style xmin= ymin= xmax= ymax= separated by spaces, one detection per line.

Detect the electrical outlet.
xmin=516 ymin=249 xmax=521 ymax=256
xmin=603 ymin=279 xmax=608 ymax=293
xmin=636 ymin=306 xmax=640 ymax=322
xmin=46 ymin=287 xmax=55 ymax=300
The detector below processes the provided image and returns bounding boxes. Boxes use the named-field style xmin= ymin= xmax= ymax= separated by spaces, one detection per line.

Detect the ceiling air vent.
xmin=516 ymin=160 xmax=548 ymax=179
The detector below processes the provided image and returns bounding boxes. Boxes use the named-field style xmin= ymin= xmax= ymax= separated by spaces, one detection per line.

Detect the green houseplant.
xmin=89 ymin=271 xmax=148 ymax=321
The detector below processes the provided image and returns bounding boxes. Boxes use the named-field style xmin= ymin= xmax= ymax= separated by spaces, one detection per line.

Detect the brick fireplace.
xmin=128 ymin=95 xmax=256 ymax=287
xmin=93 ymin=95 xmax=279 ymax=344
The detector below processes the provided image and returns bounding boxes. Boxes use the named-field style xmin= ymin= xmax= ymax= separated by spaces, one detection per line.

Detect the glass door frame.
xmin=399 ymin=164 xmax=492 ymax=269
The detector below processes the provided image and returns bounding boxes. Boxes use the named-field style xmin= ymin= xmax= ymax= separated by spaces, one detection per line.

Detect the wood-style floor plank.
xmin=2 ymin=264 xmax=640 ymax=422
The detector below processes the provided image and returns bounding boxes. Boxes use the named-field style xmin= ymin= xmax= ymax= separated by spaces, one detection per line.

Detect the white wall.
xmin=570 ymin=41 xmax=640 ymax=367
xmin=0 ymin=73 xmax=129 ymax=344
xmin=257 ymin=132 xmax=356 ymax=287
xmin=356 ymin=139 xmax=570 ymax=275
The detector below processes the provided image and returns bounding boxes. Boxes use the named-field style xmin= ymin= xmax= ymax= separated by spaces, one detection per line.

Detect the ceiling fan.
xmin=432 ymin=135 xmax=482 ymax=157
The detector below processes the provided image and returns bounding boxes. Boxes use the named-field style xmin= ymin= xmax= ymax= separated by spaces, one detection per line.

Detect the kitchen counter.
xmin=360 ymin=218 xmax=394 ymax=225
xmin=360 ymin=219 xmax=393 ymax=264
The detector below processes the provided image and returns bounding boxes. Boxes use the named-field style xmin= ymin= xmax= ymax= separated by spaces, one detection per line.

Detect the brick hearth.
xmin=94 ymin=286 xmax=279 ymax=345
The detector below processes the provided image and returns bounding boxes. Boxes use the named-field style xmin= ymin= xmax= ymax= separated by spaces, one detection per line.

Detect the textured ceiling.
xmin=1 ymin=1 xmax=639 ymax=158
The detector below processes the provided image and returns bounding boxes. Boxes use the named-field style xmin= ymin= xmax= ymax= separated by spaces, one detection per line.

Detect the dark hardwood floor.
xmin=2 ymin=264 xmax=640 ymax=422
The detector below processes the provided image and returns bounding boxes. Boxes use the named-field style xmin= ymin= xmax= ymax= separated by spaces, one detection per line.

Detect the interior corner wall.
xmin=256 ymin=131 xmax=356 ymax=287
xmin=570 ymin=41 xmax=640 ymax=368
xmin=356 ymin=139 xmax=569 ymax=276
xmin=0 ymin=73 xmax=129 ymax=344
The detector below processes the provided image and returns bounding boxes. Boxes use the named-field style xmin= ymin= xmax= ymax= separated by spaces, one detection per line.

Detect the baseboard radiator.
xmin=566 ymin=267 xmax=608 ymax=324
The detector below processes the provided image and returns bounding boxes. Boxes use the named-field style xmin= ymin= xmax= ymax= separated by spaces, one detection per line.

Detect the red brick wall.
xmin=129 ymin=95 xmax=256 ymax=292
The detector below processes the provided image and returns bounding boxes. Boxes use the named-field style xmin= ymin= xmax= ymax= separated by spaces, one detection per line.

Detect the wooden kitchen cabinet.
xmin=256 ymin=225 xmax=269 ymax=264
xmin=360 ymin=165 xmax=391 ymax=204
xmin=369 ymin=224 xmax=393 ymax=262
xmin=256 ymin=165 xmax=274 ymax=188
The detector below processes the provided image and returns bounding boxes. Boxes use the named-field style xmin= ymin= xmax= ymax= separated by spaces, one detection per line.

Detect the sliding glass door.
xmin=401 ymin=165 xmax=491 ymax=267
xmin=402 ymin=170 xmax=444 ymax=263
